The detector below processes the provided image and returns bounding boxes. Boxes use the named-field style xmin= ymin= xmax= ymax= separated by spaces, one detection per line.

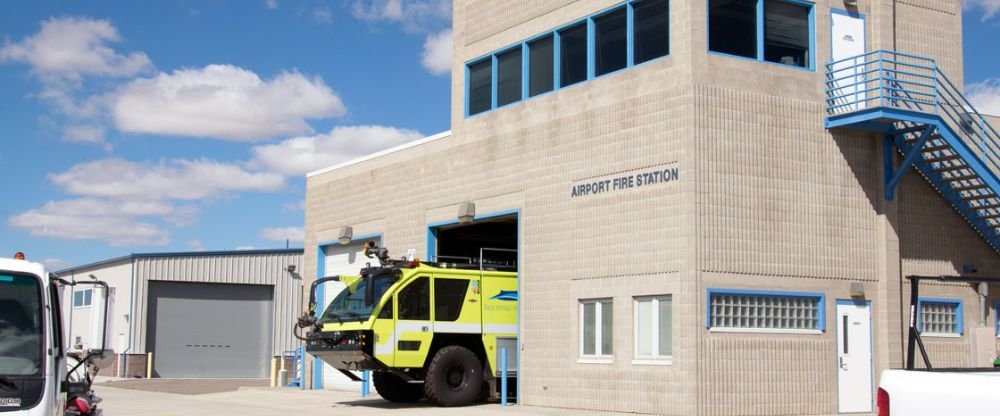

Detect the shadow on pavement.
xmin=100 ymin=378 xmax=269 ymax=395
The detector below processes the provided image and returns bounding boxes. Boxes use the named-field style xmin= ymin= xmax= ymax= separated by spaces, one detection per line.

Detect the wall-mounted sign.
xmin=570 ymin=164 xmax=679 ymax=198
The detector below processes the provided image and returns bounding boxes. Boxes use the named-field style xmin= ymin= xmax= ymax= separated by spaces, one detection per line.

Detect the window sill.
xmin=577 ymin=358 xmax=613 ymax=364
xmin=708 ymin=327 xmax=822 ymax=335
xmin=631 ymin=358 xmax=673 ymax=366
xmin=921 ymin=332 xmax=961 ymax=338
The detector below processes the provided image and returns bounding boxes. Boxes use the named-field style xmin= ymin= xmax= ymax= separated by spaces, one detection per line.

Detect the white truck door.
xmin=837 ymin=300 xmax=873 ymax=413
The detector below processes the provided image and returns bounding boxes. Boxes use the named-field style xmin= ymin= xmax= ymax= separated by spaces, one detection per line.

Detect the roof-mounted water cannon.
xmin=363 ymin=241 xmax=391 ymax=266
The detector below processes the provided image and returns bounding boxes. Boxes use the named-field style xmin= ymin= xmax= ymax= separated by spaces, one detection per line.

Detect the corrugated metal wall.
xmin=130 ymin=251 xmax=303 ymax=355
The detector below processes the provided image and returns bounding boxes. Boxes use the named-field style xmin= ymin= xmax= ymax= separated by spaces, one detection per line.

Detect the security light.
xmin=337 ymin=226 xmax=353 ymax=245
xmin=458 ymin=202 xmax=475 ymax=224
xmin=850 ymin=281 xmax=865 ymax=298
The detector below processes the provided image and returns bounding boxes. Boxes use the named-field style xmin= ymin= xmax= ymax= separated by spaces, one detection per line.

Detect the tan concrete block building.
xmin=304 ymin=0 xmax=1000 ymax=414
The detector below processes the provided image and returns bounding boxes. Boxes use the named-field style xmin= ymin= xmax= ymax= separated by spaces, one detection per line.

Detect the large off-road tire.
xmin=423 ymin=346 xmax=483 ymax=407
xmin=372 ymin=371 xmax=424 ymax=403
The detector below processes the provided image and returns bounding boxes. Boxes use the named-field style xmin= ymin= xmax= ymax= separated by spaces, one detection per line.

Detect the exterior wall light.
xmin=337 ymin=226 xmax=353 ymax=245
xmin=850 ymin=281 xmax=865 ymax=298
xmin=458 ymin=202 xmax=476 ymax=224
xmin=844 ymin=0 xmax=858 ymax=6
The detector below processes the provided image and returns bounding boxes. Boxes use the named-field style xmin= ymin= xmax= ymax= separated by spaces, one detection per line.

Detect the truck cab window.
xmin=0 ymin=273 xmax=44 ymax=376
xmin=398 ymin=277 xmax=429 ymax=320
xmin=434 ymin=279 xmax=470 ymax=322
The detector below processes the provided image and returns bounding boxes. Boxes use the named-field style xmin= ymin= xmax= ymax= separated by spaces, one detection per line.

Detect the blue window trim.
xmin=705 ymin=288 xmax=826 ymax=331
xmin=464 ymin=0 xmax=670 ymax=118
xmin=916 ymin=297 xmax=963 ymax=335
xmin=994 ymin=299 xmax=1000 ymax=337
xmin=313 ymin=231 xmax=383 ymax=389
xmin=706 ymin=0 xmax=816 ymax=72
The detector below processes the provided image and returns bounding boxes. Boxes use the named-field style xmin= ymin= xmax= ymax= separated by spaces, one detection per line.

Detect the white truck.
xmin=875 ymin=275 xmax=1000 ymax=416
xmin=0 ymin=253 xmax=112 ymax=416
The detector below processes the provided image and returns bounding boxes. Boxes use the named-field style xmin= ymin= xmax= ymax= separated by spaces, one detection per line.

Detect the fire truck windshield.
xmin=320 ymin=276 xmax=393 ymax=323
xmin=0 ymin=273 xmax=43 ymax=376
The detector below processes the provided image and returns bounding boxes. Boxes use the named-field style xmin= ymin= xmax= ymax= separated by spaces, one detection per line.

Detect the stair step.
xmin=952 ymin=184 xmax=990 ymax=192
xmin=898 ymin=125 xmax=931 ymax=136
xmin=921 ymin=144 xmax=952 ymax=153
xmin=942 ymin=173 xmax=980 ymax=182
xmin=971 ymin=202 xmax=1000 ymax=210
xmin=980 ymin=213 xmax=1000 ymax=221
xmin=935 ymin=164 xmax=970 ymax=173
xmin=962 ymin=193 xmax=997 ymax=202
xmin=924 ymin=154 xmax=961 ymax=164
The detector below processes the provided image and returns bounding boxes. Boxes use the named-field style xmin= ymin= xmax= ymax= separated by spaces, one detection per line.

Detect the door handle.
xmin=839 ymin=357 xmax=847 ymax=370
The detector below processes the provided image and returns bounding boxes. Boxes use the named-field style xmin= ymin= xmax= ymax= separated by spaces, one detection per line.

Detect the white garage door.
xmin=321 ymin=239 xmax=378 ymax=391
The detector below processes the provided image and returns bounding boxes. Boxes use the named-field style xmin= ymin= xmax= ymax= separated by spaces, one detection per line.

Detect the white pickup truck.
xmin=875 ymin=275 xmax=1000 ymax=416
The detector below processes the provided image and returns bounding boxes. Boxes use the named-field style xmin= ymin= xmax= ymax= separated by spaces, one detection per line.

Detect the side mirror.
xmin=85 ymin=349 xmax=115 ymax=370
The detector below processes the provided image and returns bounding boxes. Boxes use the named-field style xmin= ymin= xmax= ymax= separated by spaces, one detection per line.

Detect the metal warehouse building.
xmin=58 ymin=249 xmax=303 ymax=379
xmin=303 ymin=0 xmax=1000 ymax=414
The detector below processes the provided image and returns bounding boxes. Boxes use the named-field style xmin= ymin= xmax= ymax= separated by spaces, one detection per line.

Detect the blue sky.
xmin=0 ymin=1 xmax=998 ymax=270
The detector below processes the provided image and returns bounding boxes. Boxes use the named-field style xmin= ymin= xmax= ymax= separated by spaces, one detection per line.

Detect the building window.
xmin=559 ymin=22 xmax=588 ymax=87
xmin=73 ymin=289 xmax=92 ymax=308
xmin=467 ymin=59 xmax=492 ymax=116
xmin=633 ymin=0 xmax=670 ymax=64
xmin=594 ymin=7 xmax=628 ymax=76
xmin=707 ymin=289 xmax=824 ymax=332
xmin=708 ymin=0 xmax=813 ymax=69
xmin=918 ymin=298 xmax=962 ymax=336
xmin=434 ymin=278 xmax=469 ymax=322
xmin=634 ymin=296 xmax=672 ymax=360
xmin=465 ymin=0 xmax=671 ymax=116
xmin=580 ymin=299 xmax=613 ymax=358
xmin=496 ymin=46 xmax=523 ymax=107
xmin=398 ymin=277 xmax=430 ymax=320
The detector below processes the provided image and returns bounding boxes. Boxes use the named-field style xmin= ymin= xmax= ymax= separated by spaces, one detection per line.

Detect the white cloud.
xmin=0 ymin=17 xmax=153 ymax=82
xmin=421 ymin=29 xmax=452 ymax=75
xmin=250 ymin=125 xmax=424 ymax=176
xmin=186 ymin=240 xmax=206 ymax=251
xmin=965 ymin=0 xmax=1000 ymax=21
xmin=968 ymin=78 xmax=1000 ymax=116
xmin=351 ymin=0 xmax=451 ymax=33
xmin=111 ymin=64 xmax=346 ymax=141
xmin=62 ymin=124 xmax=107 ymax=147
xmin=261 ymin=227 xmax=305 ymax=242
xmin=282 ymin=200 xmax=306 ymax=212
xmin=266 ymin=0 xmax=279 ymax=10
xmin=49 ymin=158 xmax=286 ymax=200
xmin=8 ymin=198 xmax=170 ymax=247
xmin=313 ymin=6 xmax=334 ymax=24
xmin=235 ymin=246 xmax=256 ymax=250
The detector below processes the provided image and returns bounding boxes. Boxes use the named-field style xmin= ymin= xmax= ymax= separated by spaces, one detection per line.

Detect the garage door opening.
xmin=432 ymin=215 xmax=517 ymax=270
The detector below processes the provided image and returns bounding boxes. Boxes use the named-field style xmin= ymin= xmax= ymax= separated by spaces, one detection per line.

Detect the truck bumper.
xmin=306 ymin=331 xmax=381 ymax=371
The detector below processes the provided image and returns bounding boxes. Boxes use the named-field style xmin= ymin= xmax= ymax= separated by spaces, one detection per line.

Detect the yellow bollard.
xmin=146 ymin=352 xmax=153 ymax=379
xmin=270 ymin=358 xmax=278 ymax=387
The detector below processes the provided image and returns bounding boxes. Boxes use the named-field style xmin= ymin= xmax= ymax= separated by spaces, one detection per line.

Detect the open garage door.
xmin=434 ymin=215 xmax=518 ymax=269
xmin=146 ymin=281 xmax=273 ymax=378
xmin=321 ymin=238 xmax=380 ymax=391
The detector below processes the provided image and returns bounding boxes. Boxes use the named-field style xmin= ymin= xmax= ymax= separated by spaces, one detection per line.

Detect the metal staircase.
xmin=825 ymin=50 xmax=1000 ymax=251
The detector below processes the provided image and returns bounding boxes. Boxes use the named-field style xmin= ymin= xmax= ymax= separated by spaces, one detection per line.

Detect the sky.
xmin=0 ymin=1 xmax=998 ymax=271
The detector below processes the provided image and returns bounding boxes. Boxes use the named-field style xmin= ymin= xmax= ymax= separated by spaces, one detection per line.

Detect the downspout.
xmin=119 ymin=257 xmax=136 ymax=378
xmin=978 ymin=282 xmax=988 ymax=327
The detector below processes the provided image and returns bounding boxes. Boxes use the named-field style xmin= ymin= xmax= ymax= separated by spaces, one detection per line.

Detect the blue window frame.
xmin=707 ymin=0 xmax=815 ymax=70
xmin=706 ymin=288 xmax=825 ymax=332
xmin=916 ymin=297 xmax=963 ymax=335
xmin=464 ymin=0 xmax=670 ymax=117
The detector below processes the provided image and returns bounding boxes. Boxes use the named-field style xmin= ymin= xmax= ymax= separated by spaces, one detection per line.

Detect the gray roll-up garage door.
xmin=147 ymin=281 xmax=274 ymax=378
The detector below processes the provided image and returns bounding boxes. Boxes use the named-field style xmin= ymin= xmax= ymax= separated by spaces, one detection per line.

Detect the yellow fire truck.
xmin=295 ymin=243 xmax=517 ymax=406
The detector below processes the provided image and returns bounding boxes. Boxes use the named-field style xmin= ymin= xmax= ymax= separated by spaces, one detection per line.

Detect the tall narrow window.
xmin=434 ymin=278 xmax=469 ymax=322
xmin=398 ymin=277 xmax=430 ymax=320
xmin=528 ymin=36 xmax=554 ymax=97
xmin=635 ymin=296 xmax=672 ymax=360
xmin=559 ymin=22 xmax=588 ymax=87
xmin=763 ymin=0 xmax=810 ymax=68
xmin=633 ymin=0 xmax=670 ymax=64
xmin=594 ymin=8 xmax=628 ymax=76
xmin=708 ymin=0 xmax=757 ymax=59
xmin=580 ymin=298 xmax=613 ymax=358
xmin=496 ymin=47 xmax=523 ymax=106
xmin=467 ymin=59 xmax=492 ymax=115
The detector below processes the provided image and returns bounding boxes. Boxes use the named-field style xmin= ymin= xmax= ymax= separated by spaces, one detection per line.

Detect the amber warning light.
xmin=13 ymin=252 xmax=25 ymax=260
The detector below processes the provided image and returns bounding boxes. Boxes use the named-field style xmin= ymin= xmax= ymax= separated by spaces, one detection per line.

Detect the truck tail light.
xmin=877 ymin=387 xmax=889 ymax=416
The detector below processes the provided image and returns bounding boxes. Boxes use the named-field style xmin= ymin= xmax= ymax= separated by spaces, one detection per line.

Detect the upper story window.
xmin=708 ymin=0 xmax=814 ymax=69
xmin=918 ymin=298 xmax=962 ymax=336
xmin=708 ymin=289 xmax=825 ymax=333
xmin=73 ymin=288 xmax=93 ymax=308
xmin=465 ymin=0 xmax=670 ymax=117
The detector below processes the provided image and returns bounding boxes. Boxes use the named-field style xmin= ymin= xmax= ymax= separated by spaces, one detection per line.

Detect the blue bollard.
xmin=500 ymin=348 xmax=508 ymax=406
xmin=362 ymin=370 xmax=370 ymax=397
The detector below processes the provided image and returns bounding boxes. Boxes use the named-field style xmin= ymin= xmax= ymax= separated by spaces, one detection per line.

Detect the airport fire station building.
xmin=303 ymin=0 xmax=1000 ymax=414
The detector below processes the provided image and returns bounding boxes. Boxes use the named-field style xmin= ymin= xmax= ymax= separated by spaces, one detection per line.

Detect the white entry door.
xmin=837 ymin=301 xmax=873 ymax=413
xmin=831 ymin=11 xmax=866 ymax=112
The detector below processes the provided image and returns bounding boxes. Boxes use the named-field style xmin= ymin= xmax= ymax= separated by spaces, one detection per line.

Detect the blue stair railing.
xmin=285 ymin=345 xmax=305 ymax=390
xmin=824 ymin=50 xmax=1000 ymax=251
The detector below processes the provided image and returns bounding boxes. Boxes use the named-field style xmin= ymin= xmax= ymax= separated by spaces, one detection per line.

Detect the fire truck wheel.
xmin=424 ymin=346 xmax=483 ymax=407
xmin=373 ymin=372 xmax=424 ymax=402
